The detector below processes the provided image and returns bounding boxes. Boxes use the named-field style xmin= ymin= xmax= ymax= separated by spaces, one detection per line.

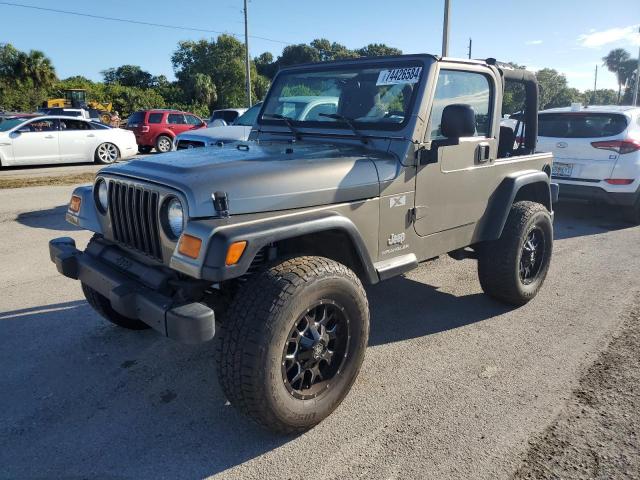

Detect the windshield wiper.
xmin=263 ymin=114 xmax=300 ymax=141
xmin=319 ymin=113 xmax=368 ymax=144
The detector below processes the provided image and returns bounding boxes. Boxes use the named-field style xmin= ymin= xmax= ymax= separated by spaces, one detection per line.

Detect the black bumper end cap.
xmin=166 ymin=303 xmax=215 ymax=344
xmin=50 ymin=237 xmax=79 ymax=279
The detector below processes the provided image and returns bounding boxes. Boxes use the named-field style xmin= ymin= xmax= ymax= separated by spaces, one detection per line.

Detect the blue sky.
xmin=1 ymin=0 xmax=638 ymax=91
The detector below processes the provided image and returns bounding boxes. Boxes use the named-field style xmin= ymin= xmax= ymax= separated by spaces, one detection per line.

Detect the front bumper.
xmin=49 ymin=237 xmax=215 ymax=344
xmin=557 ymin=182 xmax=640 ymax=207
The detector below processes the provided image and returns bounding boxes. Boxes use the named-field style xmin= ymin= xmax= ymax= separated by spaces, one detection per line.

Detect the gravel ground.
xmin=514 ymin=301 xmax=640 ymax=479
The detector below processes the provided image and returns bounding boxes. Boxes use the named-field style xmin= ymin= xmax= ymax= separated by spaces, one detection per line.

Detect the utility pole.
xmin=442 ymin=0 xmax=450 ymax=57
xmin=467 ymin=37 xmax=472 ymax=59
xmin=592 ymin=64 xmax=598 ymax=105
xmin=633 ymin=27 xmax=640 ymax=106
xmin=243 ymin=0 xmax=252 ymax=107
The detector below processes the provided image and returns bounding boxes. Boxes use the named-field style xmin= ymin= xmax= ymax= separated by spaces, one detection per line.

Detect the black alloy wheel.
xmin=282 ymin=300 xmax=350 ymax=400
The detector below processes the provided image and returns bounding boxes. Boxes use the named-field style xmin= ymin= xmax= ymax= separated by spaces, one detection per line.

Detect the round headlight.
xmin=166 ymin=197 xmax=184 ymax=238
xmin=96 ymin=179 xmax=108 ymax=213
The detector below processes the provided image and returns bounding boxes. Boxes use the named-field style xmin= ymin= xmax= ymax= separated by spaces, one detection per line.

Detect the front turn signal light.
xmin=225 ymin=241 xmax=247 ymax=266
xmin=69 ymin=195 xmax=81 ymax=213
xmin=178 ymin=234 xmax=202 ymax=259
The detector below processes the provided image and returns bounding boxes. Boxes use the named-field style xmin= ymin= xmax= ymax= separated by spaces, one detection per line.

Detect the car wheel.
xmin=216 ymin=256 xmax=369 ymax=434
xmin=138 ymin=145 xmax=152 ymax=154
xmin=94 ymin=142 xmax=120 ymax=164
xmin=82 ymin=283 xmax=150 ymax=330
xmin=477 ymin=201 xmax=553 ymax=306
xmin=155 ymin=135 xmax=172 ymax=153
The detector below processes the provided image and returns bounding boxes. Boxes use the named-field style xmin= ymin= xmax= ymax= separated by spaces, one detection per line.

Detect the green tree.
xmin=356 ymin=43 xmax=402 ymax=57
xmin=277 ymin=44 xmax=321 ymax=67
xmin=184 ymin=72 xmax=217 ymax=109
xmin=102 ymin=64 xmax=154 ymax=89
xmin=254 ymin=52 xmax=275 ymax=78
xmin=15 ymin=49 xmax=57 ymax=89
xmin=583 ymin=88 xmax=618 ymax=105
xmin=172 ymin=34 xmax=265 ymax=108
xmin=536 ymin=68 xmax=575 ymax=109
xmin=602 ymin=48 xmax=631 ymax=104
xmin=310 ymin=39 xmax=356 ymax=61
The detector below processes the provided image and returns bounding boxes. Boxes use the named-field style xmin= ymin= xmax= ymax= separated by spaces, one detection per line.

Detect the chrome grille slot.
xmin=108 ymin=180 xmax=162 ymax=260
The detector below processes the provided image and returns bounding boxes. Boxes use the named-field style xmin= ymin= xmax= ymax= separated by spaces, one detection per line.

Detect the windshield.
xmin=234 ymin=103 xmax=262 ymax=126
xmin=0 ymin=117 xmax=27 ymax=132
xmin=260 ymin=62 xmax=423 ymax=131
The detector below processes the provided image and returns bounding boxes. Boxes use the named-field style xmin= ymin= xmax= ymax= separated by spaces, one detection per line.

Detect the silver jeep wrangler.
xmin=50 ymin=54 xmax=558 ymax=433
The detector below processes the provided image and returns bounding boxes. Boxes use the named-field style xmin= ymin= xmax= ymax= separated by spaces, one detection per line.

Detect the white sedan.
xmin=0 ymin=115 xmax=138 ymax=167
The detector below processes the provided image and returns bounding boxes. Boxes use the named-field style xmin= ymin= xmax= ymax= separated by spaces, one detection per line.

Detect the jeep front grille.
xmin=108 ymin=181 xmax=162 ymax=260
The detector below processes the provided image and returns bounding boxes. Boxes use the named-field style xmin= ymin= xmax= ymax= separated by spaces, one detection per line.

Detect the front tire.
xmin=477 ymin=201 xmax=553 ymax=306
xmin=138 ymin=145 xmax=152 ymax=154
xmin=155 ymin=135 xmax=172 ymax=153
xmin=82 ymin=283 xmax=150 ymax=330
xmin=217 ymin=256 xmax=369 ymax=434
xmin=94 ymin=142 xmax=120 ymax=164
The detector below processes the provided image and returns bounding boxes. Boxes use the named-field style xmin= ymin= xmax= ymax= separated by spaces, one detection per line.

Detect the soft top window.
xmin=539 ymin=113 xmax=628 ymax=138
xmin=260 ymin=61 xmax=424 ymax=131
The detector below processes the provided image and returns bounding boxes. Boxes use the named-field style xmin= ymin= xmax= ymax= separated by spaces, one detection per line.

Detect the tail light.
xmin=591 ymin=139 xmax=640 ymax=154
xmin=604 ymin=178 xmax=634 ymax=185
xmin=141 ymin=125 xmax=150 ymax=133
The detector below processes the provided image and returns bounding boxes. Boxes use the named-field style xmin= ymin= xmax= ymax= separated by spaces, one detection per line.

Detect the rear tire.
xmin=477 ymin=201 xmax=553 ymax=306
xmin=82 ymin=283 xmax=150 ymax=330
xmin=216 ymin=256 xmax=369 ymax=433
xmin=155 ymin=135 xmax=172 ymax=153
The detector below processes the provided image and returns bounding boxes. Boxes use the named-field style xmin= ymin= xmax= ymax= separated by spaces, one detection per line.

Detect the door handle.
xmin=87 ymin=134 xmax=95 ymax=137
xmin=475 ymin=142 xmax=491 ymax=163
xmin=44 ymin=135 xmax=55 ymax=139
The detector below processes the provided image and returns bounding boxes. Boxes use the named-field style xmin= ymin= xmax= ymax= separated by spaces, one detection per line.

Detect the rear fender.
xmin=479 ymin=170 xmax=552 ymax=241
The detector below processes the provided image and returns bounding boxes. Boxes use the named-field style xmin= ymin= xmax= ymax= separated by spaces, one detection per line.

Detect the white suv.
xmin=537 ymin=105 xmax=640 ymax=223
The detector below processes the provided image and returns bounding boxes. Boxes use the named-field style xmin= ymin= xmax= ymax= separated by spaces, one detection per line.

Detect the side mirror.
xmin=440 ymin=104 xmax=476 ymax=139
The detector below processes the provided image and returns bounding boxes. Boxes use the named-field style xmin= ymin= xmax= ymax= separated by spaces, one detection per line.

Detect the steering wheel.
xmin=384 ymin=111 xmax=405 ymax=118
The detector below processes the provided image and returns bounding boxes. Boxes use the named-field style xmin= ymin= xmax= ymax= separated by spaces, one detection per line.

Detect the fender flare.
xmin=199 ymin=210 xmax=379 ymax=284
xmin=66 ymin=185 xmax=104 ymax=234
xmin=478 ymin=170 xmax=552 ymax=241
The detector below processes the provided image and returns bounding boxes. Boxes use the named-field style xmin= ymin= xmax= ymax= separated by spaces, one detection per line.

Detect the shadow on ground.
xmin=15 ymin=204 xmax=79 ymax=231
xmin=0 ymin=268 xmax=512 ymax=478
xmin=553 ymin=200 xmax=634 ymax=240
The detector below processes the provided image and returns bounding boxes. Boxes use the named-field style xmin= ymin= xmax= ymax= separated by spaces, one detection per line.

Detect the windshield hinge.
xmin=410 ymin=206 xmax=428 ymax=223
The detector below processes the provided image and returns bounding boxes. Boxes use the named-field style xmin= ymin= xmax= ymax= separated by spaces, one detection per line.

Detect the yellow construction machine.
xmin=44 ymin=89 xmax=113 ymax=123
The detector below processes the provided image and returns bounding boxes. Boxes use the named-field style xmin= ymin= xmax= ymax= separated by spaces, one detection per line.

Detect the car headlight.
xmin=95 ymin=179 xmax=108 ymax=213
xmin=165 ymin=197 xmax=184 ymax=238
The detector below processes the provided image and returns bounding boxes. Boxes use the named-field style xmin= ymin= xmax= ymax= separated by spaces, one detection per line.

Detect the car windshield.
xmin=260 ymin=62 xmax=423 ymax=130
xmin=234 ymin=103 xmax=262 ymax=126
xmin=0 ymin=117 xmax=27 ymax=132
xmin=539 ymin=113 xmax=628 ymax=138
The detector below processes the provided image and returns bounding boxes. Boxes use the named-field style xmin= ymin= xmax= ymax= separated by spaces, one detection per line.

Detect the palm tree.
xmin=15 ymin=49 xmax=57 ymax=90
xmin=602 ymin=48 xmax=631 ymax=104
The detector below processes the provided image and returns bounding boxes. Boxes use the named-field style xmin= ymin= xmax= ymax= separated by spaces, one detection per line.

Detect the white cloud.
xmin=525 ymin=40 xmax=543 ymax=45
xmin=577 ymin=24 xmax=640 ymax=48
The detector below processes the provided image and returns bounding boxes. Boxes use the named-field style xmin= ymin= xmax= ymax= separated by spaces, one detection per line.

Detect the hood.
xmin=102 ymin=142 xmax=391 ymax=217
xmin=177 ymin=125 xmax=251 ymax=143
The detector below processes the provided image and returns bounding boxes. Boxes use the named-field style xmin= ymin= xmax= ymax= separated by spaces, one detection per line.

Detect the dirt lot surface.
xmin=0 ymin=184 xmax=638 ymax=479
xmin=514 ymin=302 xmax=640 ymax=479
xmin=0 ymin=153 xmax=152 ymax=188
